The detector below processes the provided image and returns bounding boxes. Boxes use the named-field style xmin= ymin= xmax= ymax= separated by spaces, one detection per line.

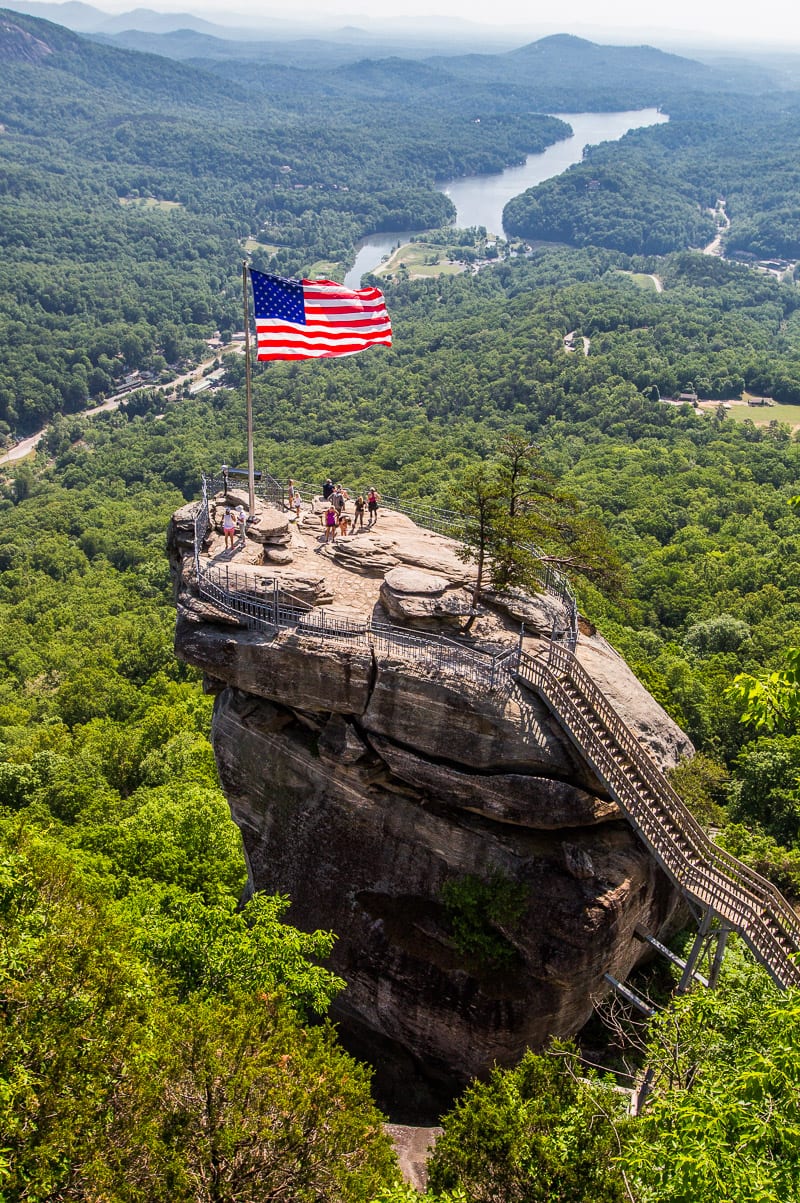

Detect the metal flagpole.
xmin=242 ymin=260 xmax=256 ymax=517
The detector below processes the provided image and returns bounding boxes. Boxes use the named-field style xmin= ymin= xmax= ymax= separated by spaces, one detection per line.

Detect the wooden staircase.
xmin=515 ymin=642 xmax=800 ymax=990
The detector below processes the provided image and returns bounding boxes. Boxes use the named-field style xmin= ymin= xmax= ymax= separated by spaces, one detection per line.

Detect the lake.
xmin=344 ymin=108 xmax=667 ymax=287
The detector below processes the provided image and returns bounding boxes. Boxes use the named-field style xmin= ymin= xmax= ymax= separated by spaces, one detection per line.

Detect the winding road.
xmin=0 ymin=343 xmax=242 ymax=468
xmin=703 ymin=199 xmax=730 ymax=257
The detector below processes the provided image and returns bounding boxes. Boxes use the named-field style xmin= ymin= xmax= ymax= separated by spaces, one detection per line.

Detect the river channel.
xmin=344 ymin=108 xmax=667 ymax=288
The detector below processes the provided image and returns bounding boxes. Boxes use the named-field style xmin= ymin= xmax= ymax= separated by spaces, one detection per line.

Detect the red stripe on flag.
xmin=251 ymin=273 xmax=392 ymax=361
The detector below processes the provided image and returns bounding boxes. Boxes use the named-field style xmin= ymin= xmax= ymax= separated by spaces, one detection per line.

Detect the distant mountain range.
xmin=5 ymin=0 xmax=798 ymax=86
xmin=0 ymin=1 xmax=785 ymax=103
xmin=0 ymin=0 xmax=522 ymax=51
xmin=1 ymin=0 xmax=282 ymax=38
xmin=4 ymin=0 xmax=799 ymax=67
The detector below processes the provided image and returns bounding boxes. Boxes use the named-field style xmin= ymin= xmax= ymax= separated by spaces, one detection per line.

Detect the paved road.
xmin=0 ymin=430 xmax=45 ymax=466
xmin=0 ymin=343 xmax=242 ymax=467
xmin=702 ymin=198 xmax=730 ymax=257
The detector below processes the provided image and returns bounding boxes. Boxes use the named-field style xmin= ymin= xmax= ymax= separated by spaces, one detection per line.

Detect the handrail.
xmin=196 ymin=557 xmax=512 ymax=693
xmin=192 ymin=469 xmax=800 ymax=987
xmin=545 ymin=644 xmax=800 ymax=935
xmin=194 ymin=470 xmax=567 ymax=691
xmin=516 ymin=647 xmax=800 ymax=989
xmin=208 ymin=469 xmax=580 ymax=647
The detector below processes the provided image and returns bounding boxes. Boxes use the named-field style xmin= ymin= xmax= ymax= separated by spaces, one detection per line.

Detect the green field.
xmin=723 ymin=402 xmax=800 ymax=427
xmin=119 ymin=196 xmax=183 ymax=210
xmin=377 ymin=242 xmax=466 ymax=280
xmin=243 ymin=237 xmax=281 ymax=255
xmin=616 ymin=269 xmax=661 ymax=291
xmin=307 ymin=259 xmax=347 ymax=280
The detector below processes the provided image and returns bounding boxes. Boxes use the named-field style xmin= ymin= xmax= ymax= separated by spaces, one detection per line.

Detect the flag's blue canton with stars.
xmin=251 ymin=272 xmax=306 ymax=326
xmin=248 ymin=267 xmax=392 ymax=361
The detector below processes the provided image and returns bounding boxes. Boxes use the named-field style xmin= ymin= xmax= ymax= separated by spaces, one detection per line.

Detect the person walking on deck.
xmin=288 ymin=479 xmax=302 ymax=520
xmin=222 ymin=507 xmax=237 ymax=549
xmin=235 ymin=505 xmax=247 ymax=544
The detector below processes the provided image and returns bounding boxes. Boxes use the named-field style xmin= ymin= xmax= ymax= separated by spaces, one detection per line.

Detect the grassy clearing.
xmin=616 ymin=269 xmax=660 ymax=291
xmin=242 ymin=237 xmax=281 ymax=254
xmin=724 ymin=403 xmax=800 ymax=427
xmin=697 ymin=399 xmax=800 ymax=428
xmin=119 ymin=196 xmax=183 ymax=210
xmin=630 ymin=272 xmax=660 ymax=291
xmin=307 ymin=260 xmax=346 ymax=280
xmin=377 ymin=242 xmax=465 ymax=279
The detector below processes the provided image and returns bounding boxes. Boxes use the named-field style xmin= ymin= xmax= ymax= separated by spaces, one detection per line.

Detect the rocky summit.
xmin=168 ymin=486 xmax=692 ymax=1112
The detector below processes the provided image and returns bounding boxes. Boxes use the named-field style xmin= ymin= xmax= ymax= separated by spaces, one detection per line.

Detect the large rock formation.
xmin=169 ymin=491 xmax=691 ymax=1111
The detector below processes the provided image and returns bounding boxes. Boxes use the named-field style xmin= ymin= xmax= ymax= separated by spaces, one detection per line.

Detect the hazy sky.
xmin=157 ymin=0 xmax=797 ymax=50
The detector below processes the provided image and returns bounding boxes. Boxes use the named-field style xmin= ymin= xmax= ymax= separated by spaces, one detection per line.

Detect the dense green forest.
xmin=4 ymin=6 xmax=800 ymax=1198
xmin=3 ymin=12 xmax=800 ymax=435
xmin=0 ymin=7 xmax=570 ymax=434
xmin=5 ymin=241 xmax=800 ymax=1196
xmin=504 ymin=91 xmax=800 ymax=258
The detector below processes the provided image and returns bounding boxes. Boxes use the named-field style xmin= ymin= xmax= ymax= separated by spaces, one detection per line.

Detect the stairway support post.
xmin=707 ymin=923 xmax=731 ymax=989
xmin=631 ymin=1066 xmax=656 ymax=1117
xmin=631 ymin=913 xmax=720 ymax=1118
xmin=677 ymin=909 xmax=714 ymax=995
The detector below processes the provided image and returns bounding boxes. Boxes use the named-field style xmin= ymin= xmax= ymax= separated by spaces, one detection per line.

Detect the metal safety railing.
xmin=193 ymin=471 xmax=529 ymax=691
xmin=516 ymin=644 xmax=800 ymax=989
xmin=197 ymin=559 xmax=517 ymax=692
xmin=205 ymin=468 xmax=579 ymax=648
xmin=187 ymin=467 xmax=800 ymax=986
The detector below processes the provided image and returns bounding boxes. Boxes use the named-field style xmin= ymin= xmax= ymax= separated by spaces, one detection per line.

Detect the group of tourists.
xmin=321 ymin=478 xmax=380 ymax=542
xmin=219 ymin=474 xmax=381 ymax=551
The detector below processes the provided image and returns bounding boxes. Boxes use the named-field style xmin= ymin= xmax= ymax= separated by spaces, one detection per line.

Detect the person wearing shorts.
xmin=367 ymin=488 xmax=379 ymax=525
xmin=222 ymin=507 xmax=237 ymax=549
xmin=324 ymin=504 xmax=338 ymax=542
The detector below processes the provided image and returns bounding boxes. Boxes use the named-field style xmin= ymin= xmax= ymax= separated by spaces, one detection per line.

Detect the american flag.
xmin=249 ymin=269 xmax=392 ymax=361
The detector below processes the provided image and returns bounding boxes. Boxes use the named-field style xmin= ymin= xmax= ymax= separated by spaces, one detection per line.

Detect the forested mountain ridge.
xmin=430 ymin=32 xmax=724 ymax=106
xmin=504 ymin=90 xmax=800 ymax=258
xmin=0 ymin=8 xmax=578 ymax=438
xmin=5 ymin=238 xmax=800 ymax=1194
xmin=0 ymin=8 xmax=248 ymax=103
xmin=0 ymin=11 xmax=52 ymax=60
xmin=3 ymin=5 xmax=800 ymax=440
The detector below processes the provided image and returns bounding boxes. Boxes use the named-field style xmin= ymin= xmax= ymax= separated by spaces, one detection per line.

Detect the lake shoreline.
xmin=346 ymin=108 xmax=667 ymax=287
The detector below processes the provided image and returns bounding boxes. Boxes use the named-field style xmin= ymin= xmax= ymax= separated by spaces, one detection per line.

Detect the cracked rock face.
xmin=380 ymin=566 xmax=474 ymax=626
xmin=168 ymin=501 xmax=690 ymax=1103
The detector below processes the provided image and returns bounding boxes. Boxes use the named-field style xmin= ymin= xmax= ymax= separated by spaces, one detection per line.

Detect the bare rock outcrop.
xmin=0 ymin=16 xmax=54 ymax=64
xmin=380 ymin=566 xmax=474 ymax=626
xmin=168 ymin=496 xmax=691 ymax=1104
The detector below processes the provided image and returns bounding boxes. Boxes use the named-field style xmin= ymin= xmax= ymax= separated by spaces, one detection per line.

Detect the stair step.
xmin=533 ymin=653 xmax=800 ymax=986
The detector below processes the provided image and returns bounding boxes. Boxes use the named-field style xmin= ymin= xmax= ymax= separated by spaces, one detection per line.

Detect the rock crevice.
xmin=169 ymin=497 xmax=691 ymax=1101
